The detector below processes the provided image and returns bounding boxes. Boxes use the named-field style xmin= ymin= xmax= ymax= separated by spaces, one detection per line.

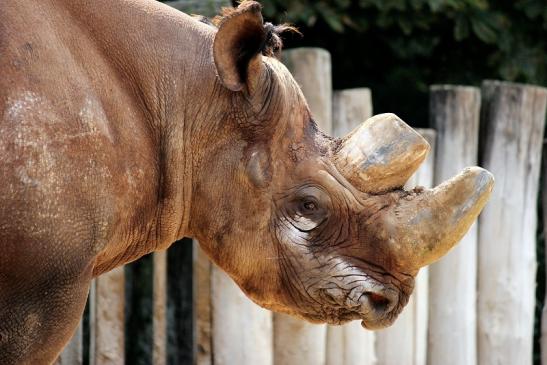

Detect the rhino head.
xmin=188 ymin=1 xmax=493 ymax=329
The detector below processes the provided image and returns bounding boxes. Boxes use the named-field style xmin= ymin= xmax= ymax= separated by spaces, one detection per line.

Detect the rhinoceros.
xmin=0 ymin=0 xmax=493 ymax=363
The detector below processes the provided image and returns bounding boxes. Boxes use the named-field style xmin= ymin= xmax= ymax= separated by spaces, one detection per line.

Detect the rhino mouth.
xmin=297 ymin=299 xmax=402 ymax=328
xmin=294 ymin=278 xmax=405 ymax=328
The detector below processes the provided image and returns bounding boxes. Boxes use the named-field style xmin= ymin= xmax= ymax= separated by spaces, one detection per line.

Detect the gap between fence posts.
xmin=427 ymin=85 xmax=481 ymax=365
xmin=274 ymin=47 xmax=332 ymax=365
xmin=375 ymin=129 xmax=436 ymax=365
xmin=326 ymin=88 xmax=376 ymax=365
xmin=478 ymin=80 xmax=547 ymax=365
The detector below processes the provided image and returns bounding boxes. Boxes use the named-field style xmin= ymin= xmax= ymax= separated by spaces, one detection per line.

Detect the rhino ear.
xmin=213 ymin=1 xmax=266 ymax=92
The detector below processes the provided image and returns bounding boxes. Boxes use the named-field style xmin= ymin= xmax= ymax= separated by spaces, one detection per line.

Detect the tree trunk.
xmin=428 ymin=85 xmax=481 ymax=365
xmin=478 ymin=80 xmax=547 ymax=365
xmin=375 ymin=129 xmax=435 ymax=365
xmin=274 ymin=47 xmax=333 ymax=365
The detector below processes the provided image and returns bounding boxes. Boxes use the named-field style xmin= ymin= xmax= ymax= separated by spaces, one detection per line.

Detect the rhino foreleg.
xmin=0 ymin=261 xmax=92 ymax=365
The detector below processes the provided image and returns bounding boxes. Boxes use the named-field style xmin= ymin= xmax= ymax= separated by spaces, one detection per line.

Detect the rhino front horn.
xmin=383 ymin=167 xmax=494 ymax=269
xmin=333 ymin=113 xmax=430 ymax=193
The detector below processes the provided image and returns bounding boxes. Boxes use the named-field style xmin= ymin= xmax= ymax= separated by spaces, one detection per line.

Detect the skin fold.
xmin=0 ymin=1 xmax=493 ymax=363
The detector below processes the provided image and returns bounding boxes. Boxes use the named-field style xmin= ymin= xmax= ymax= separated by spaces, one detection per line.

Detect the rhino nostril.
xmin=365 ymin=292 xmax=391 ymax=311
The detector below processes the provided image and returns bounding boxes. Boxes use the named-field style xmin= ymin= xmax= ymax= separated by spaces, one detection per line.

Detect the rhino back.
xmin=0 ymin=1 xmax=160 ymax=272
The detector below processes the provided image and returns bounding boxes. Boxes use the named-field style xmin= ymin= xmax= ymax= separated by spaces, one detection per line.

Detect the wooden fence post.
xmin=326 ymin=88 xmax=376 ymax=365
xmin=427 ymin=85 xmax=481 ymax=365
xmin=478 ymin=80 xmax=547 ymax=365
xmin=332 ymin=88 xmax=373 ymax=138
xmin=153 ymin=251 xmax=167 ymax=365
xmin=282 ymin=48 xmax=332 ymax=132
xmin=541 ymin=150 xmax=547 ymax=365
xmin=211 ymin=267 xmax=273 ymax=365
xmin=194 ymin=241 xmax=213 ymax=365
xmin=375 ymin=129 xmax=436 ymax=365
xmin=275 ymin=47 xmax=332 ymax=365
xmin=90 ymin=267 xmax=125 ymax=365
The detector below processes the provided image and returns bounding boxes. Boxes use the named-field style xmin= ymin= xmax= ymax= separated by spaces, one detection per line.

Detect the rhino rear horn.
xmin=333 ymin=113 xmax=430 ymax=193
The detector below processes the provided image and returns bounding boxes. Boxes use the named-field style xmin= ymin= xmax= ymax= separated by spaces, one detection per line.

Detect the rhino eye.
xmin=301 ymin=200 xmax=318 ymax=212
xmin=287 ymin=194 xmax=329 ymax=232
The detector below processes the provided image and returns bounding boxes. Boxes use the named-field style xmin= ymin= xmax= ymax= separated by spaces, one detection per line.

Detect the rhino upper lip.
xmin=301 ymin=279 xmax=403 ymax=329
xmin=301 ymin=299 xmax=398 ymax=327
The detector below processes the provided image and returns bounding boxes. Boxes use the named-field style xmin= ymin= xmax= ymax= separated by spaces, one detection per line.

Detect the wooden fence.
xmin=54 ymin=34 xmax=547 ymax=365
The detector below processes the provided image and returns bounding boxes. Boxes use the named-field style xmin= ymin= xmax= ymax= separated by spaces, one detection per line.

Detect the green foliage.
xmin=160 ymin=0 xmax=230 ymax=16
xmin=261 ymin=0 xmax=546 ymax=84
xmin=255 ymin=0 xmax=547 ymax=125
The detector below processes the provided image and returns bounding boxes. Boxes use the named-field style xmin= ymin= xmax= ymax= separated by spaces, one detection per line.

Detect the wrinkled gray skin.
xmin=0 ymin=1 xmax=493 ymax=364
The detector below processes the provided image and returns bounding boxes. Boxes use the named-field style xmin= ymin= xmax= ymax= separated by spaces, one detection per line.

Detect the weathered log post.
xmin=153 ymin=251 xmax=167 ymax=365
xmin=541 ymin=150 xmax=547 ymax=365
xmin=83 ymin=243 xmax=195 ymax=365
xmin=282 ymin=48 xmax=332 ymax=133
xmin=427 ymin=85 xmax=481 ymax=365
xmin=478 ymin=80 xmax=547 ymax=365
xmin=90 ymin=267 xmax=125 ymax=365
xmin=375 ymin=129 xmax=436 ymax=365
xmin=332 ymin=88 xmax=373 ymax=138
xmin=194 ymin=241 xmax=213 ymax=365
xmin=326 ymin=88 xmax=376 ymax=365
xmin=211 ymin=266 xmax=273 ymax=365
xmin=274 ymin=47 xmax=332 ymax=365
